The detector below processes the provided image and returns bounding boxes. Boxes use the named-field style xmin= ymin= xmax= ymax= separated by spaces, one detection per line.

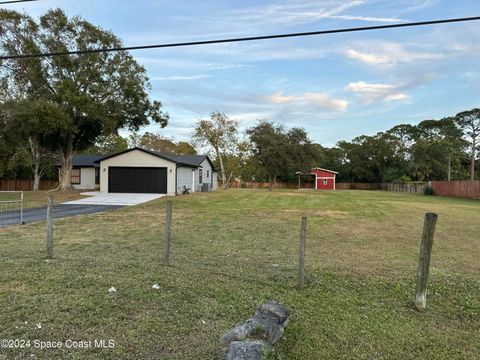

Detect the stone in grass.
xmin=221 ymin=301 xmax=290 ymax=356
xmin=225 ymin=340 xmax=274 ymax=360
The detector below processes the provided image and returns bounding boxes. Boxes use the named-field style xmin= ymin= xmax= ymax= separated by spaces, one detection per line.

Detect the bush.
xmin=393 ymin=175 xmax=412 ymax=184
xmin=423 ymin=185 xmax=435 ymax=196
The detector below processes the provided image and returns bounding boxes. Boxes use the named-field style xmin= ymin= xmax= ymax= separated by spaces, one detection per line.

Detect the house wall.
xmin=99 ymin=149 xmax=176 ymax=195
xmin=72 ymin=167 xmax=97 ymax=190
xmin=311 ymin=169 xmax=336 ymax=190
xmin=199 ymin=159 xmax=215 ymax=191
xmin=176 ymin=167 xmax=194 ymax=194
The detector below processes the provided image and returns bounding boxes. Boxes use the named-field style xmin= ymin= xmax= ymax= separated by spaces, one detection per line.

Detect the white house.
xmin=80 ymin=147 xmax=218 ymax=195
xmin=60 ymin=154 xmax=103 ymax=190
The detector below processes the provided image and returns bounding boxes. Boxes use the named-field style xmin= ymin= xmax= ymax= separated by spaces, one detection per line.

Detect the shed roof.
xmin=296 ymin=167 xmax=339 ymax=175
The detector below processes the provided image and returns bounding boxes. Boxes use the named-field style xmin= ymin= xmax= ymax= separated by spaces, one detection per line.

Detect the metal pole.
xmin=298 ymin=216 xmax=307 ymax=289
xmin=20 ymin=191 xmax=24 ymax=225
xmin=164 ymin=200 xmax=173 ymax=266
xmin=447 ymin=154 xmax=451 ymax=181
xmin=46 ymin=191 xmax=55 ymax=259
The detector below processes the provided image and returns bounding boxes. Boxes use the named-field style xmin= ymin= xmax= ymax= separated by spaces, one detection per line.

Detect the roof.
xmin=161 ymin=154 xmax=216 ymax=171
xmin=311 ymin=167 xmax=339 ymax=174
xmin=56 ymin=154 xmax=105 ymax=168
xmin=94 ymin=147 xmax=217 ymax=171
xmin=296 ymin=167 xmax=339 ymax=175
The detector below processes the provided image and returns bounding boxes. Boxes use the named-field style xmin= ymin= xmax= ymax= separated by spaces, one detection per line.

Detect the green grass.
xmin=0 ymin=190 xmax=479 ymax=359
xmin=0 ymin=190 xmax=86 ymax=210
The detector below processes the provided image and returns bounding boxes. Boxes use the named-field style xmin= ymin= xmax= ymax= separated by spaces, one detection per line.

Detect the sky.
xmin=4 ymin=0 xmax=480 ymax=147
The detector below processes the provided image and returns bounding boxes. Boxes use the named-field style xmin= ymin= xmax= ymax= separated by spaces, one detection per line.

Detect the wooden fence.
xmin=230 ymin=181 xmax=426 ymax=193
xmin=0 ymin=179 xmax=57 ymax=191
xmin=229 ymin=181 xmax=299 ymax=189
xmin=336 ymin=182 xmax=427 ymax=194
xmin=430 ymin=181 xmax=480 ymax=200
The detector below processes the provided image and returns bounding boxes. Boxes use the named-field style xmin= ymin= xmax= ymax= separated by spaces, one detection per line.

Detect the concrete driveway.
xmin=63 ymin=192 xmax=166 ymax=206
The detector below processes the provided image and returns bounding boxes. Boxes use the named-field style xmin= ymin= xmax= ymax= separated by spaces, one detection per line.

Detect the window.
xmin=199 ymin=169 xmax=203 ymax=183
xmin=95 ymin=168 xmax=100 ymax=185
xmin=323 ymin=178 xmax=328 ymax=186
xmin=207 ymin=170 xmax=210 ymax=178
xmin=71 ymin=168 xmax=81 ymax=185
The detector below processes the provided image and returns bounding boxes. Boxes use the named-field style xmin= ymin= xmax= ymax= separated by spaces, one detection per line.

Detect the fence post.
xmin=163 ymin=200 xmax=173 ymax=266
xmin=298 ymin=217 xmax=307 ymax=289
xmin=46 ymin=191 xmax=54 ymax=259
xmin=20 ymin=191 xmax=24 ymax=225
xmin=414 ymin=212 xmax=438 ymax=312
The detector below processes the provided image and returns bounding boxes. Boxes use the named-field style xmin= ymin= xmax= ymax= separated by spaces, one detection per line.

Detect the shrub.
xmin=423 ymin=185 xmax=435 ymax=196
xmin=393 ymin=175 xmax=412 ymax=184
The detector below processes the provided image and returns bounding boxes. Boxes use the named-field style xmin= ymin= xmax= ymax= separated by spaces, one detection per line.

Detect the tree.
xmin=246 ymin=120 xmax=321 ymax=188
xmin=0 ymin=99 xmax=58 ymax=190
xmin=455 ymin=109 xmax=480 ymax=180
xmin=0 ymin=9 xmax=168 ymax=189
xmin=85 ymin=133 xmax=129 ymax=155
xmin=176 ymin=141 xmax=197 ymax=155
xmin=138 ymin=132 xmax=178 ymax=153
xmin=246 ymin=121 xmax=288 ymax=189
xmin=192 ymin=112 xmax=238 ymax=189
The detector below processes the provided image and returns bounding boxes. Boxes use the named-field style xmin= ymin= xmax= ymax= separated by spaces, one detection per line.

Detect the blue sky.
xmin=6 ymin=0 xmax=480 ymax=146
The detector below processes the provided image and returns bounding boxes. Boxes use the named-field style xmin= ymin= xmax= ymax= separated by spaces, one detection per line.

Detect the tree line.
xmin=191 ymin=110 xmax=479 ymax=188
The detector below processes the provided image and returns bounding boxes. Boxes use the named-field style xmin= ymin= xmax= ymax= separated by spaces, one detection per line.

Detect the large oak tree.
xmin=0 ymin=9 xmax=168 ymax=189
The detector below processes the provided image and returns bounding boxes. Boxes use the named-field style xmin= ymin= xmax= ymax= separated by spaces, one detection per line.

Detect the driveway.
xmin=63 ymin=192 xmax=166 ymax=206
xmin=0 ymin=192 xmax=165 ymax=228
xmin=0 ymin=204 xmax=124 ymax=228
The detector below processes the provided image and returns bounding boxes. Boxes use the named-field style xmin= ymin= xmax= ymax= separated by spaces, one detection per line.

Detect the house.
xmin=296 ymin=167 xmax=338 ymax=190
xmin=90 ymin=147 xmax=218 ymax=195
xmin=63 ymin=154 xmax=104 ymax=190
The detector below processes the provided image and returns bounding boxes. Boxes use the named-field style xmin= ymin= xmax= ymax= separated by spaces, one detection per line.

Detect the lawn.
xmin=0 ymin=189 xmax=478 ymax=359
xmin=0 ymin=190 xmax=87 ymax=210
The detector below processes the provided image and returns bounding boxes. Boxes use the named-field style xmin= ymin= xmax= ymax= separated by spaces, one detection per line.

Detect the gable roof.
xmin=296 ymin=167 xmax=339 ymax=175
xmin=310 ymin=167 xmax=339 ymax=174
xmin=94 ymin=147 xmax=216 ymax=171
xmin=161 ymin=154 xmax=216 ymax=171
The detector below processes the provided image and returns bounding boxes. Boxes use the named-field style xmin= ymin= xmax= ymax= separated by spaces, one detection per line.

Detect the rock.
xmin=221 ymin=301 xmax=290 ymax=359
xmin=225 ymin=341 xmax=272 ymax=360
xmin=256 ymin=301 xmax=290 ymax=325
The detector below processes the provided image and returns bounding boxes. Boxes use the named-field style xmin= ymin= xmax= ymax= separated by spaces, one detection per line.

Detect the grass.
xmin=0 ymin=189 xmax=478 ymax=359
xmin=0 ymin=190 xmax=87 ymax=210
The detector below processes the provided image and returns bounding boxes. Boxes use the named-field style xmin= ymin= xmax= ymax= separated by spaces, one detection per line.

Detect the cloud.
xmin=265 ymin=91 xmax=348 ymax=112
xmin=329 ymin=15 xmax=403 ymax=22
xmin=222 ymin=0 xmax=404 ymax=29
xmin=345 ymin=81 xmax=410 ymax=103
xmin=151 ymin=75 xmax=210 ymax=81
xmin=344 ymin=42 xmax=442 ymax=66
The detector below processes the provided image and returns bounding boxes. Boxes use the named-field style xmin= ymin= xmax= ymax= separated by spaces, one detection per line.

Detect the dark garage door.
xmin=108 ymin=167 xmax=167 ymax=193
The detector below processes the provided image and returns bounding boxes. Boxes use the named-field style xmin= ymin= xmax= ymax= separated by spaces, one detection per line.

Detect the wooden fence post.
xmin=163 ymin=200 xmax=173 ymax=266
xmin=298 ymin=217 xmax=307 ymax=289
xmin=46 ymin=191 xmax=54 ymax=259
xmin=414 ymin=212 xmax=438 ymax=312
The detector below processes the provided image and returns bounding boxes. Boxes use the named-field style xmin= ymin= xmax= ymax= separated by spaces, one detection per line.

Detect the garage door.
xmin=108 ymin=167 xmax=167 ymax=193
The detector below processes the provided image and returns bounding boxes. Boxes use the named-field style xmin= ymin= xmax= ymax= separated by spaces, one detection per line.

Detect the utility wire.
xmin=0 ymin=0 xmax=38 ymax=5
xmin=1 ymin=16 xmax=480 ymax=60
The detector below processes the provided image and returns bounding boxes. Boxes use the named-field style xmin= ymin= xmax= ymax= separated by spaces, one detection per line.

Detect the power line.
xmin=0 ymin=0 xmax=38 ymax=5
xmin=1 ymin=16 xmax=480 ymax=60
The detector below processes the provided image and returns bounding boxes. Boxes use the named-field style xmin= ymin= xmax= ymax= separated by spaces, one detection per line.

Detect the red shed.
xmin=297 ymin=167 xmax=338 ymax=190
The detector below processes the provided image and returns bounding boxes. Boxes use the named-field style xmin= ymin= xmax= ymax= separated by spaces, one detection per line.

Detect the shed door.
xmin=108 ymin=167 xmax=167 ymax=193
